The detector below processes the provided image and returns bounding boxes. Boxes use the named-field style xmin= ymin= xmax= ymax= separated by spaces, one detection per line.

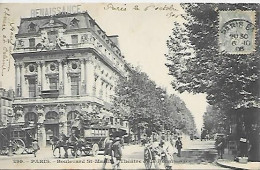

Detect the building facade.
xmin=0 ymin=87 xmax=14 ymax=126
xmin=12 ymin=12 xmax=130 ymax=147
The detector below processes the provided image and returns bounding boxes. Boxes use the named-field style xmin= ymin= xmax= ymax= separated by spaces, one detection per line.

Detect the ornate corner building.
xmin=12 ymin=12 xmax=130 ymax=147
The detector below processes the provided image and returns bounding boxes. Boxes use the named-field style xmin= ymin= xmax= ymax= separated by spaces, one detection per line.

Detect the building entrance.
xmin=44 ymin=111 xmax=59 ymax=145
xmin=45 ymin=124 xmax=59 ymax=145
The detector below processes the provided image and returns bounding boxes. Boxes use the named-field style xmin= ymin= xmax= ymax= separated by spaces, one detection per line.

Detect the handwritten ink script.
xmin=104 ymin=3 xmax=180 ymax=18
xmin=1 ymin=8 xmax=15 ymax=76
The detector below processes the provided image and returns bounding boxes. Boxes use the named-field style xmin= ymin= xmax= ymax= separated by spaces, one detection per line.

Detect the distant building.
xmin=0 ymin=87 xmax=14 ymax=126
xmin=12 ymin=12 xmax=130 ymax=147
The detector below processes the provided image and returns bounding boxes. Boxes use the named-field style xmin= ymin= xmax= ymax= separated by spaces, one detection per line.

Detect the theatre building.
xmin=12 ymin=12 xmax=130 ymax=147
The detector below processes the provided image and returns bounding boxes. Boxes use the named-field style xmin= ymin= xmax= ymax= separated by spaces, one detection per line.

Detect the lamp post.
xmin=161 ymin=96 xmax=165 ymax=131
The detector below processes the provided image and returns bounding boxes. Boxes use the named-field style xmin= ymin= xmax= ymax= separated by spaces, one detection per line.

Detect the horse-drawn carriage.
xmin=52 ymin=125 xmax=126 ymax=158
xmin=0 ymin=124 xmax=37 ymax=155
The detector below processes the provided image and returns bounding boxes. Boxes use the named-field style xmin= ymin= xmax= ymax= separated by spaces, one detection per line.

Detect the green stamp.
xmin=219 ymin=10 xmax=256 ymax=55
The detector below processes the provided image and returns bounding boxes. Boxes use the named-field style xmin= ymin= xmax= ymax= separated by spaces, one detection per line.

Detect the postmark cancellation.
xmin=219 ymin=10 xmax=256 ymax=55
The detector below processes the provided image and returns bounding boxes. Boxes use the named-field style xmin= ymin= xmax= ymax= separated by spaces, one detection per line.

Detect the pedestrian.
xmin=32 ymin=139 xmax=40 ymax=157
xmin=111 ymin=137 xmax=122 ymax=170
xmin=102 ymin=134 xmax=114 ymax=169
xmin=175 ymin=137 xmax=182 ymax=157
xmin=215 ymin=136 xmax=225 ymax=159
xmin=239 ymin=136 xmax=248 ymax=157
xmin=160 ymin=140 xmax=172 ymax=170
xmin=121 ymin=136 xmax=124 ymax=149
xmin=147 ymin=138 xmax=159 ymax=169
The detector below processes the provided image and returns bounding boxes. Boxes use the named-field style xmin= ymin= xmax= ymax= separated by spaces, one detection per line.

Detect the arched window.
xmin=45 ymin=111 xmax=58 ymax=120
xmin=24 ymin=112 xmax=38 ymax=124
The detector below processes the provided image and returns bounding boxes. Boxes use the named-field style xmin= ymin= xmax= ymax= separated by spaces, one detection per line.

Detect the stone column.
xmin=35 ymin=105 xmax=45 ymax=147
xmin=105 ymin=83 xmax=108 ymax=102
xmin=95 ymin=77 xmax=101 ymax=99
xmin=108 ymin=84 xmax=112 ymax=103
xmin=15 ymin=63 xmax=21 ymax=97
xmin=38 ymin=124 xmax=46 ymax=147
xmin=80 ymin=59 xmax=86 ymax=95
xmin=110 ymin=85 xmax=114 ymax=101
xmin=20 ymin=63 xmax=26 ymax=97
xmin=15 ymin=63 xmax=18 ymax=95
xmin=58 ymin=104 xmax=67 ymax=135
xmin=64 ymin=64 xmax=70 ymax=96
xmin=101 ymin=80 xmax=105 ymax=100
xmin=85 ymin=57 xmax=95 ymax=96
xmin=36 ymin=61 xmax=42 ymax=96
xmin=41 ymin=61 xmax=46 ymax=90
xmin=17 ymin=63 xmax=21 ymax=97
xmin=58 ymin=60 xmax=64 ymax=95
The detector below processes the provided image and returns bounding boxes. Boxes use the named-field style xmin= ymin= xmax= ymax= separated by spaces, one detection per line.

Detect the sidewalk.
xmin=215 ymin=151 xmax=260 ymax=169
xmin=216 ymin=159 xmax=260 ymax=170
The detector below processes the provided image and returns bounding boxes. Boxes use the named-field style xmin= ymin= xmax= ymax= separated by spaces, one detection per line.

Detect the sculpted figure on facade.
xmin=57 ymin=103 xmax=66 ymax=115
xmin=36 ymin=105 xmax=45 ymax=123
xmin=41 ymin=36 xmax=50 ymax=51
xmin=56 ymin=35 xmax=68 ymax=49
xmin=14 ymin=105 xmax=24 ymax=122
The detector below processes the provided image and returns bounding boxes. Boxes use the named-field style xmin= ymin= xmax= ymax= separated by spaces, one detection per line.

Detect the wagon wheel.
xmin=12 ymin=139 xmax=25 ymax=154
xmin=144 ymin=147 xmax=153 ymax=169
xmin=83 ymin=145 xmax=91 ymax=156
xmin=92 ymin=143 xmax=99 ymax=157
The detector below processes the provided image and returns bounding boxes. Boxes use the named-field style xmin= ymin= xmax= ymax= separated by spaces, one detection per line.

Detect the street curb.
xmin=215 ymin=160 xmax=248 ymax=170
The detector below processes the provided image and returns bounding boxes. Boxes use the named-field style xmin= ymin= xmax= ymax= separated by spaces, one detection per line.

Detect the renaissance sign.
xmin=31 ymin=5 xmax=82 ymax=17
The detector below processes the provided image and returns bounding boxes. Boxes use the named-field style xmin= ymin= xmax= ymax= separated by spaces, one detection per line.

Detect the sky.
xmin=0 ymin=3 xmax=208 ymax=133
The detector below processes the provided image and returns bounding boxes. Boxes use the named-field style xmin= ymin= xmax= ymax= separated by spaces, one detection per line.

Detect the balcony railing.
xmin=40 ymin=89 xmax=59 ymax=98
xmin=13 ymin=42 xmax=125 ymax=75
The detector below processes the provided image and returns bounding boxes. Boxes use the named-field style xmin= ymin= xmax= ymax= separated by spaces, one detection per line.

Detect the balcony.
xmin=13 ymin=41 xmax=125 ymax=75
xmin=40 ymin=89 xmax=59 ymax=98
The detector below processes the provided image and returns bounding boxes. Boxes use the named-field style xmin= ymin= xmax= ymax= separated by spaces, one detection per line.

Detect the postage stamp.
xmin=219 ymin=10 xmax=256 ymax=54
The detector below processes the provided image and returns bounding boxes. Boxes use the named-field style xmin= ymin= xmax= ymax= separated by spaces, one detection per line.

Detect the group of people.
xmin=102 ymin=134 xmax=123 ymax=170
xmin=143 ymin=136 xmax=183 ymax=170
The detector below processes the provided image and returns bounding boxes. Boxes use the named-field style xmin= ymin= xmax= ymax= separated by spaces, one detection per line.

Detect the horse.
xmin=52 ymin=135 xmax=69 ymax=158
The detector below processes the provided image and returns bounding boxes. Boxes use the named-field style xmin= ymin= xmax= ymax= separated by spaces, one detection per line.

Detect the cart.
xmin=0 ymin=125 xmax=37 ymax=155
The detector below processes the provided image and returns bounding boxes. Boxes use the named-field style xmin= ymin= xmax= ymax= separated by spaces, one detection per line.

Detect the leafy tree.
xmin=203 ymin=105 xmax=228 ymax=136
xmin=166 ymin=3 xmax=259 ymax=109
xmin=112 ymin=67 xmax=197 ymax=141
xmin=165 ymin=3 xmax=260 ymax=160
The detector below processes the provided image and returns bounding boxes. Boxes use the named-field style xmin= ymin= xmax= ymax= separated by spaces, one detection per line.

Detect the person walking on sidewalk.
xmin=175 ymin=137 xmax=182 ymax=157
xmin=215 ymin=136 xmax=225 ymax=159
xmin=111 ymin=137 xmax=122 ymax=170
xmin=32 ymin=139 xmax=40 ymax=157
xmin=102 ymin=134 xmax=114 ymax=169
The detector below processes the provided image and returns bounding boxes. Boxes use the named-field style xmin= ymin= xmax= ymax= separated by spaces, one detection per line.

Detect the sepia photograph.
xmin=0 ymin=2 xmax=259 ymax=169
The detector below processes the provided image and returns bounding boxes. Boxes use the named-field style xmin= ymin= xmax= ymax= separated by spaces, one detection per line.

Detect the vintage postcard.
xmin=0 ymin=2 xmax=259 ymax=170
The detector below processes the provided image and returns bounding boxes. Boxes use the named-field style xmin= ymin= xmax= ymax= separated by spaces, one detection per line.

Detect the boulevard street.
xmin=0 ymin=138 xmax=229 ymax=169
